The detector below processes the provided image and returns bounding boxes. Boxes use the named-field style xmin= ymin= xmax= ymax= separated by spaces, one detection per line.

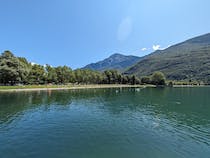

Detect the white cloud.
xmin=31 ymin=62 xmax=52 ymax=67
xmin=117 ymin=17 xmax=133 ymax=41
xmin=152 ymin=44 xmax=171 ymax=51
xmin=152 ymin=45 xmax=161 ymax=51
xmin=141 ymin=48 xmax=147 ymax=51
xmin=31 ymin=62 xmax=37 ymax=65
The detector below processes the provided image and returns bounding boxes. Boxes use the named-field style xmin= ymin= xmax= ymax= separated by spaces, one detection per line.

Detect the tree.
xmin=103 ymin=70 xmax=112 ymax=84
xmin=122 ymin=75 xmax=130 ymax=84
xmin=55 ymin=66 xmax=72 ymax=84
xmin=141 ymin=76 xmax=151 ymax=84
xmin=168 ymin=81 xmax=173 ymax=87
xmin=74 ymin=69 xmax=83 ymax=84
xmin=130 ymin=75 xmax=140 ymax=85
xmin=103 ymin=70 xmax=122 ymax=84
xmin=27 ymin=64 xmax=46 ymax=84
xmin=0 ymin=51 xmax=167 ymax=86
xmin=151 ymin=71 xmax=166 ymax=85
xmin=17 ymin=57 xmax=31 ymax=84
xmin=0 ymin=51 xmax=30 ymax=85
xmin=46 ymin=65 xmax=58 ymax=84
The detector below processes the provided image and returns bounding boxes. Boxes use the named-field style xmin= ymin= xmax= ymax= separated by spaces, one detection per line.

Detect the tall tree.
xmin=55 ymin=66 xmax=72 ymax=84
xmin=151 ymin=71 xmax=166 ymax=85
xmin=27 ymin=64 xmax=46 ymax=84
xmin=46 ymin=65 xmax=58 ymax=84
xmin=0 ymin=51 xmax=29 ymax=85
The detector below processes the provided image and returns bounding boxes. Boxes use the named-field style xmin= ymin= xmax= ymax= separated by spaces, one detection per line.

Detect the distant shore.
xmin=173 ymin=85 xmax=209 ymax=87
xmin=0 ymin=84 xmax=155 ymax=92
xmin=0 ymin=84 xmax=209 ymax=92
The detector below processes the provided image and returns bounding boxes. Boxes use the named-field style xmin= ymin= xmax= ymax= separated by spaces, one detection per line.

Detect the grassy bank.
xmin=1 ymin=84 xmax=208 ymax=92
xmin=0 ymin=85 xmax=63 ymax=89
xmin=0 ymin=84 xmax=154 ymax=92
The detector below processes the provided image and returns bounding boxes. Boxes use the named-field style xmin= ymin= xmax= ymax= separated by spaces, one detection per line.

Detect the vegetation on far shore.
xmin=0 ymin=51 xmax=169 ymax=86
xmin=0 ymin=51 xmax=207 ymax=88
xmin=0 ymin=84 xmax=156 ymax=91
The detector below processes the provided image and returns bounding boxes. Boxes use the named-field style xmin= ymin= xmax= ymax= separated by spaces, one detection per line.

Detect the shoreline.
xmin=0 ymin=84 xmax=209 ymax=92
xmin=0 ymin=84 xmax=154 ymax=92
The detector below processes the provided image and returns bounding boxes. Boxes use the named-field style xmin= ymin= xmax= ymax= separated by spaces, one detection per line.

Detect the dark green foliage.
xmin=103 ymin=70 xmax=120 ymax=84
xmin=130 ymin=75 xmax=140 ymax=85
xmin=102 ymin=70 xmax=140 ymax=85
xmin=27 ymin=64 xmax=46 ymax=84
xmin=55 ymin=66 xmax=73 ymax=84
xmin=141 ymin=76 xmax=151 ymax=84
xmin=168 ymin=81 xmax=173 ymax=87
xmin=17 ymin=57 xmax=31 ymax=84
xmin=45 ymin=64 xmax=58 ymax=84
xmin=74 ymin=69 xmax=102 ymax=84
xmin=121 ymin=75 xmax=129 ymax=84
xmin=0 ymin=51 xmax=30 ymax=85
xmin=0 ymin=51 xmax=141 ymax=85
xmin=125 ymin=33 xmax=210 ymax=84
xmin=151 ymin=72 xmax=166 ymax=85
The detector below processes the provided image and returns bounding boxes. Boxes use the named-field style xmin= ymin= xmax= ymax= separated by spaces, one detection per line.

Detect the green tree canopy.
xmin=55 ymin=66 xmax=73 ymax=84
xmin=141 ymin=76 xmax=151 ymax=84
xmin=46 ymin=64 xmax=58 ymax=84
xmin=0 ymin=51 xmax=30 ymax=85
xmin=151 ymin=71 xmax=166 ymax=85
xmin=27 ymin=64 xmax=46 ymax=84
xmin=0 ymin=51 xmax=143 ymax=85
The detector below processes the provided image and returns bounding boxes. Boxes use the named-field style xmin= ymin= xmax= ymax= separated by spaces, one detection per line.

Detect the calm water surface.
xmin=0 ymin=87 xmax=210 ymax=158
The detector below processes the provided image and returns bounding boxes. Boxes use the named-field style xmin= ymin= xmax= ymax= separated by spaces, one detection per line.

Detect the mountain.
xmin=83 ymin=53 xmax=141 ymax=72
xmin=125 ymin=33 xmax=210 ymax=82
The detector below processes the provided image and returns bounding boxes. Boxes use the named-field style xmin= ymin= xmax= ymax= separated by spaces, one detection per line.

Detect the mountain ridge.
xmin=124 ymin=33 xmax=210 ymax=82
xmin=82 ymin=53 xmax=141 ymax=72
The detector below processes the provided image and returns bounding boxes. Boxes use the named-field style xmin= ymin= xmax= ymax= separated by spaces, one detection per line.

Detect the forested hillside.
xmin=125 ymin=33 xmax=210 ymax=83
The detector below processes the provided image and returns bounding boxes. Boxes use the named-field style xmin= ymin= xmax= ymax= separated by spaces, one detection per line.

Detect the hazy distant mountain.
xmin=83 ymin=53 xmax=141 ymax=72
xmin=125 ymin=33 xmax=210 ymax=82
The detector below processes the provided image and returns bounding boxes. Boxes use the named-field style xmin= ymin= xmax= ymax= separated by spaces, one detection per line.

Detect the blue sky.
xmin=0 ymin=0 xmax=210 ymax=69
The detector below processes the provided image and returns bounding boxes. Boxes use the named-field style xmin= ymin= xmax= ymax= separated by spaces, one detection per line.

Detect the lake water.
xmin=0 ymin=87 xmax=210 ymax=158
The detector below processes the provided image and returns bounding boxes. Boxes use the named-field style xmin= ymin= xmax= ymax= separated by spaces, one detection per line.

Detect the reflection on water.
xmin=0 ymin=87 xmax=210 ymax=158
